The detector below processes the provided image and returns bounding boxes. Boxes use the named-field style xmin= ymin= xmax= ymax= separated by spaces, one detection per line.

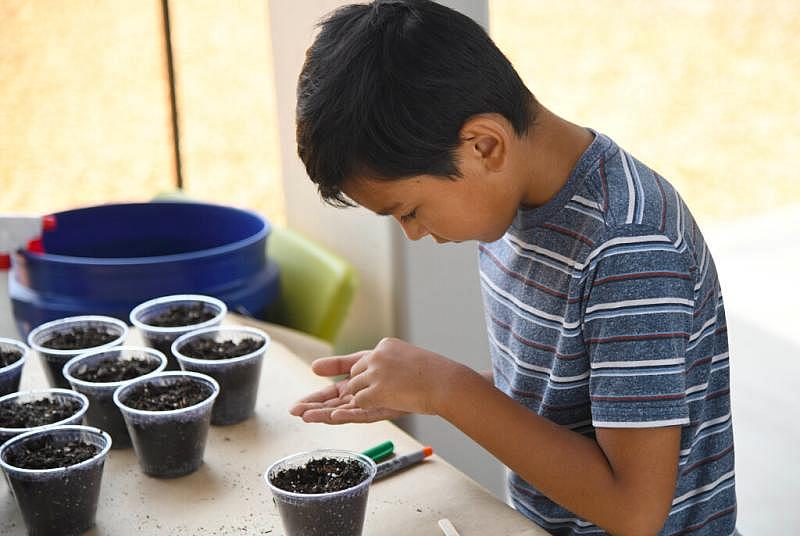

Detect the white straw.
xmin=438 ymin=518 xmax=461 ymax=536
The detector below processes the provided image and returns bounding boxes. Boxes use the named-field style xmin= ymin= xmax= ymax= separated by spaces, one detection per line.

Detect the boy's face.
xmin=341 ymin=168 xmax=520 ymax=244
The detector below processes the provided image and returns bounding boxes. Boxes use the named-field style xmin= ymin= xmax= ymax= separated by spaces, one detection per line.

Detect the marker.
xmin=374 ymin=446 xmax=433 ymax=480
xmin=361 ymin=440 xmax=395 ymax=462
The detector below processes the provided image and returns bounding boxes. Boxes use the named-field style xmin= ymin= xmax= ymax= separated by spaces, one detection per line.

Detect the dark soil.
xmin=41 ymin=326 xmax=118 ymax=350
xmin=5 ymin=436 xmax=99 ymax=470
xmin=5 ymin=435 xmax=106 ymax=536
xmin=271 ymin=457 xmax=371 ymax=536
xmin=145 ymin=303 xmax=216 ymax=327
xmin=0 ymin=397 xmax=82 ymax=428
xmin=71 ymin=357 xmax=159 ymax=383
xmin=143 ymin=335 xmax=181 ymax=370
xmin=129 ymin=416 xmax=211 ymax=477
xmin=0 ymin=349 xmax=22 ymax=368
xmin=121 ymin=378 xmax=212 ymax=411
xmin=189 ymin=354 xmax=263 ymax=426
xmin=272 ymin=458 xmax=368 ymax=494
xmin=179 ymin=337 xmax=264 ymax=360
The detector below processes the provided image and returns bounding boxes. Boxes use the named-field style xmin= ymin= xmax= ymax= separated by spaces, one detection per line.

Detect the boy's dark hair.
xmin=296 ymin=0 xmax=537 ymax=206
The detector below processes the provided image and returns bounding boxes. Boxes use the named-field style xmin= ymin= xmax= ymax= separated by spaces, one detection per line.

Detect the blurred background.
xmin=2 ymin=1 xmax=798 ymax=533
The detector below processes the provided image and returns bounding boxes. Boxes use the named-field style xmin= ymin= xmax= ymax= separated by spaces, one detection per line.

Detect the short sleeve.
xmin=582 ymin=226 xmax=695 ymax=428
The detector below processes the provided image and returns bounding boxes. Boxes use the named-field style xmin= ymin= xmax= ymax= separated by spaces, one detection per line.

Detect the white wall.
xmin=267 ymin=0 xmax=398 ymax=353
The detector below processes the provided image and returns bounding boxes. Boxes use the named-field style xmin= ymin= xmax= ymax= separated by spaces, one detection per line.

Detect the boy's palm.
xmin=289 ymin=352 xmax=407 ymax=424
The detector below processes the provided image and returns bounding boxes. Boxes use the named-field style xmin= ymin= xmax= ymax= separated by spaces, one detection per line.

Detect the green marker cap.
xmin=362 ymin=440 xmax=394 ymax=462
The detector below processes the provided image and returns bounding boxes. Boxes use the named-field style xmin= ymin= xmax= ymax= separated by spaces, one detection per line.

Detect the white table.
xmin=1 ymin=317 xmax=544 ymax=535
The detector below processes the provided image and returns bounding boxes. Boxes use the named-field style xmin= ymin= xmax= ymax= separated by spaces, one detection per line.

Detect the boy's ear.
xmin=458 ymin=114 xmax=510 ymax=173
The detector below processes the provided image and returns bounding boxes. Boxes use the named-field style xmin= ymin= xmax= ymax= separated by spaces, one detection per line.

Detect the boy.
xmin=289 ymin=1 xmax=736 ymax=534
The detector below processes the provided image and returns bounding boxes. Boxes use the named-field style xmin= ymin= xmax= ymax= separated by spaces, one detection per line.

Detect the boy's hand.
xmin=289 ymin=350 xmax=408 ymax=424
xmin=289 ymin=339 xmax=463 ymax=424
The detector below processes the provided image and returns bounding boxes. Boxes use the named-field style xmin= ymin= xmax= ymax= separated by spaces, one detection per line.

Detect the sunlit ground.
xmin=1 ymin=0 xmax=799 ymax=226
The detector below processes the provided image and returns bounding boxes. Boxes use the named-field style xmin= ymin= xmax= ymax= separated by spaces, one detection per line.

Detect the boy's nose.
xmin=401 ymin=221 xmax=429 ymax=241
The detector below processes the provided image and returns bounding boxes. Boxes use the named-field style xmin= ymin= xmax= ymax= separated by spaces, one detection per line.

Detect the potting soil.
xmin=0 ymin=397 xmax=81 ymax=428
xmin=179 ymin=337 xmax=264 ymax=360
xmin=72 ymin=357 xmax=158 ymax=383
xmin=272 ymin=458 xmax=371 ymax=536
xmin=272 ymin=458 xmax=368 ymax=494
xmin=0 ymin=349 xmax=22 ymax=368
xmin=41 ymin=327 xmax=118 ymax=350
xmin=5 ymin=437 xmax=106 ymax=536
xmin=145 ymin=303 xmax=216 ymax=327
xmin=4 ymin=436 xmax=99 ymax=470
xmin=122 ymin=377 xmax=212 ymax=411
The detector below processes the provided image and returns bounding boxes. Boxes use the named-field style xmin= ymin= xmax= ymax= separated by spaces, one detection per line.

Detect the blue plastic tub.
xmin=10 ymin=202 xmax=280 ymax=337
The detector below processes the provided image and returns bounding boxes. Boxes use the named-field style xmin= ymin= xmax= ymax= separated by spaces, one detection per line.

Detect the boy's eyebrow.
xmin=375 ymin=202 xmax=402 ymax=216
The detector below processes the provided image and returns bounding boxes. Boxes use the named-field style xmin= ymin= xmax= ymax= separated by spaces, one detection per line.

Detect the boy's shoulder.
xmin=563 ymin=132 xmax=692 ymax=249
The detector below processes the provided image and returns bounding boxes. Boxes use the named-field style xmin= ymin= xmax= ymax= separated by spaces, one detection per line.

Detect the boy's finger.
xmin=330 ymin=407 xmax=396 ymax=424
xmin=341 ymin=371 xmax=370 ymax=397
xmin=348 ymin=355 xmax=369 ymax=377
xmin=311 ymin=351 xmax=369 ymax=377
xmin=290 ymin=394 xmax=353 ymax=417
xmin=293 ymin=383 xmax=341 ymax=405
xmin=353 ymin=385 xmax=380 ymax=409
xmin=301 ymin=407 xmax=345 ymax=425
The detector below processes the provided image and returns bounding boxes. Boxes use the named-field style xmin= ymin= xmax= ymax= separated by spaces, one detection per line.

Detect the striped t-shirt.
xmin=478 ymin=130 xmax=736 ymax=535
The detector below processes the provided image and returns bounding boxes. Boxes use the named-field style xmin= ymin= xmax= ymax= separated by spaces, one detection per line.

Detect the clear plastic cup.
xmin=130 ymin=294 xmax=227 ymax=371
xmin=265 ymin=449 xmax=377 ymax=536
xmin=0 ymin=388 xmax=89 ymax=447
xmin=0 ymin=338 xmax=29 ymax=396
xmin=27 ymin=315 xmax=128 ymax=389
xmin=172 ymin=325 xmax=269 ymax=426
xmin=0 ymin=425 xmax=112 ymax=536
xmin=62 ymin=346 xmax=168 ymax=449
xmin=113 ymin=371 xmax=219 ymax=478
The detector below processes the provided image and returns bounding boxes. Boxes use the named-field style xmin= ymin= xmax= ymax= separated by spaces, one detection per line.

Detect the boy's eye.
xmin=400 ymin=209 xmax=417 ymax=223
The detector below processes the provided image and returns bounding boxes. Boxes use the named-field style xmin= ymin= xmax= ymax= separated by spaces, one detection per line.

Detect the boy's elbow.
xmin=610 ymin=504 xmax=670 ymax=536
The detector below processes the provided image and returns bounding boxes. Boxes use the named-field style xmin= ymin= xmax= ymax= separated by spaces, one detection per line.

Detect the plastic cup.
xmin=130 ymin=294 xmax=227 ymax=371
xmin=113 ymin=371 xmax=219 ymax=478
xmin=62 ymin=346 xmax=168 ymax=449
xmin=0 ymin=338 xmax=29 ymax=396
xmin=265 ymin=449 xmax=377 ymax=536
xmin=27 ymin=315 xmax=128 ymax=389
xmin=172 ymin=326 xmax=269 ymax=426
xmin=0 ymin=425 xmax=112 ymax=536
xmin=0 ymin=388 xmax=89 ymax=447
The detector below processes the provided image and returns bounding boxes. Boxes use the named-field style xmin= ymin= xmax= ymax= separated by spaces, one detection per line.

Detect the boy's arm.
xmin=440 ymin=363 xmax=679 ymax=536
xmin=327 ymin=338 xmax=679 ymax=536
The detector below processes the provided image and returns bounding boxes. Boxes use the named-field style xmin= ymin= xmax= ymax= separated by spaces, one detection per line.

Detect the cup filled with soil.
xmin=113 ymin=371 xmax=219 ymax=477
xmin=265 ymin=449 xmax=378 ymax=536
xmin=0 ymin=425 xmax=112 ymax=536
xmin=0 ymin=338 xmax=29 ymax=397
xmin=130 ymin=294 xmax=227 ymax=371
xmin=62 ymin=346 xmax=168 ymax=449
xmin=172 ymin=326 xmax=269 ymax=426
xmin=27 ymin=315 xmax=128 ymax=389
xmin=0 ymin=388 xmax=89 ymax=447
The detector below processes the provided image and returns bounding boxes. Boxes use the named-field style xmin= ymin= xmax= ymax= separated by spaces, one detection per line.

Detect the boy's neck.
xmin=517 ymin=106 xmax=594 ymax=209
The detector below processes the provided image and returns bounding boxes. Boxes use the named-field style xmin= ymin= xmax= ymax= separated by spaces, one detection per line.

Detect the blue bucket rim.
xmin=18 ymin=201 xmax=270 ymax=266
